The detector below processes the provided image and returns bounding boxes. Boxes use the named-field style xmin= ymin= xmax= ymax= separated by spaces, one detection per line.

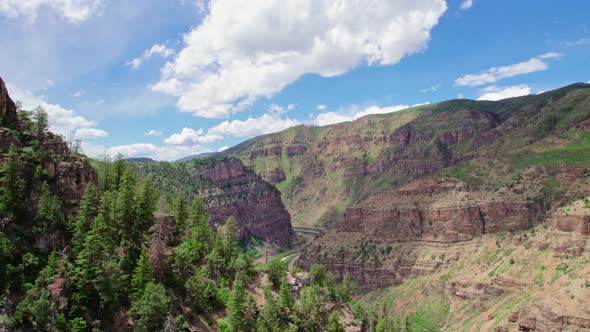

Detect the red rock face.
xmin=0 ymin=77 xmax=17 ymax=129
xmin=552 ymin=214 xmax=590 ymax=235
xmin=192 ymin=158 xmax=295 ymax=245
xmin=338 ymin=178 xmax=542 ymax=243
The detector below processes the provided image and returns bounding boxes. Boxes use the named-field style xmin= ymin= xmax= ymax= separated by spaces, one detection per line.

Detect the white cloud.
xmin=314 ymin=104 xmax=417 ymax=126
xmin=420 ymin=84 xmax=440 ymax=93
xmin=476 ymin=85 xmax=532 ymax=101
xmin=455 ymin=53 xmax=560 ymax=87
xmin=82 ymin=142 xmax=211 ymax=161
xmin=538 ymin=52 xmax=562 ymax=59
xmin=75 ymin=128 xmax=108 ymax=139
xmin=315 ymin=112 xmax=353 ymax=126
xmin=144 ymin=130 xmax=163 ymax=136
xmin=164 ymin=128 xmax=223 ymax=145
xmin=0 ymin=0 xmax=103 ymax=23
xmin=218 ymin=146 xmax=229 ymax=152
xmin=6 ymin=82 xmax=106 ymax=138
xmin=317 ymin=104 xmax=327 ymax=111
xmin=286 ymin=104 xmax=297 ymax=111
xmin=128 ymin=44 xmax=175 ymax=69
xmin=152 ymin=0 xmax=447 ymax=118
xmin=208 ymin=113 xmax=301 ymax=138
xmin=575 ymin=38 xmax=590 ymax=46
xmin=460 ymin=0 xmax=473 ymax=10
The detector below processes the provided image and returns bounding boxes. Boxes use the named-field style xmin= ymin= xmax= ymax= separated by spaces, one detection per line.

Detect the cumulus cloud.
xmin=144 ymin=130 xmax=163 ymax=136
xmin=476 ymin=85 xmax=532 ymax=101
xmin=152 ymin=0 xmax=447 ymax=118
xmin=127 ymin=44 xmax=175 ymax=69
xmin=208 ymin=114 xmax=301 ymax=138
xmin=455 ymin=53 xmax=561 ymax=87
xmin=7 ymin=82 xmax=106 ymax=138
xmin=460 ymin=0 xmax=473 ymax=10
xmin=317 ymin=104 xmax=327 ymax=111
xmin=0 ymin=0 xmax=103 ymax=22
xmin=164 ymin=128 xmax=223 ymax=145
xmin=82 ymin=142 xmax=211 ymax=161
xmin=218 ymin=146 xmax=229 ymax=152
xmin=314 ymin=104 xmax=419 ymax=126
xmin=75 ymin=128 xmax=108 ymax=139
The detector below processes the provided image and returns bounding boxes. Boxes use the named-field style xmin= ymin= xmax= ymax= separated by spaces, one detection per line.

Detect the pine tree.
xmin=172 ymin=193 xmax=188 ymax=239
xmin=32 ymin=106 xmax=48 ymax=142
xmin=134 ymin=178 xmax=159 ymax=244
xmin=279 ymin=279 xmax=293 ymax=310
xmin=131 ymin=249 xmax=154 ymax=300
xmin=221 ymin=216 xmax=239 ymax=263
xmin=111 ymin=153 xmax=126 ymax=190
xmin=188 ymin=196 xmax=212 ymax=245
xmin=73 ymin=183 xmax=100 ymax=245
xmin=33 ymin=182 xmax=65 ymax=235
xmin=0 ymin=144 xmax=25 ymax=220
xmin=130 ymin=282 xmax=170 ymax=332
xmin=115 ymin=168 xmax=137 ymax=247
xmin=226 ymin=273 xmax=247 ymax=331
xmin=185 ymin=266 xmax=217 ymax=312
xmin=327 ymin=311 xmax=346 ymax=332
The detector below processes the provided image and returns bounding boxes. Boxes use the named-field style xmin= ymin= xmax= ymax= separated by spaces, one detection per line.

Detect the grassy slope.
xmin=360 ymin=226 xmax=590 ymax=331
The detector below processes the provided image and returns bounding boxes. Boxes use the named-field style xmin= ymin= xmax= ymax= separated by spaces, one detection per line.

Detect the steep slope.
xmin=224 ymin=83 xmax=590 ymax=228
xmin=0 ymin=77 xmax=96 ymax=249
xmin=130 ymin=157 xmax=295 ymax=245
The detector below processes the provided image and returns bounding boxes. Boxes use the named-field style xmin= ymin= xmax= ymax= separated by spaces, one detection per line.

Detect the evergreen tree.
xmin=73 ymin=183 xmax=99 ymax=245
xmin=188 ymin=196 xmax=212 ymax=245
xmin=131 ymin=282 xmax=170 ymax=332
xmin=33 ymin=182 xmax=65 ymax=235
xmin=0 ymin=144 xmax=25 ymax=220
xmin=134 ymin=178 xmax=159 ymax=244
xmin=185 ymin=266 xmax=218 ymax=312
xmin=279 ymin=279 xmax=293 ymax=310
xmin=172 ymin=193 xmax=189 ymax=239
xmin=115 ymin=168 xmax=137 ymax=247
xmin=327 ymin=311 xmax=346 ymax=332
xmin=32 ymin=106 xmax=48 ymax=142
xmin=226 ymin=273 xmax=247 ymax=331
xmin=74 ymin=213 xmax=122 ymax=315
xmin=338 ymin=272 xmax=352 ymax=303
xmin=131 ymin=249 xmax=154 ymax=300
xmin=111 ymin=153 xmax=127 ymax=190
xmin=221 ymin=216 xmax=239 ymax=263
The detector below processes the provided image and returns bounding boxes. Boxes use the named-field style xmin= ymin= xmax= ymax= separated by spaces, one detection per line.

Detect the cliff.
xmin=130 ymin=157 xmax=295 ymax=246
xmin=191 ymin=158 xmax=295 ymax=245
xmin=223 ymin=83 xmax=590 ymax=229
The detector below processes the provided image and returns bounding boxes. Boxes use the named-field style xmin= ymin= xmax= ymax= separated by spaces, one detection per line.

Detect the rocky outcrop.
xmin=513 ymin=304 xmax=590 ymax=331
xmin=551 ymin=200 xmax=590 ymax=235
xmin=0 ymin=75 xmax=96 ymax=215
xmin=338 ymin=178 xmax=543 ymax=243
xmin=192 ymin=158 xmax=295 ymax=245
xmin=0 ymin=77 xmax=17 ymax=129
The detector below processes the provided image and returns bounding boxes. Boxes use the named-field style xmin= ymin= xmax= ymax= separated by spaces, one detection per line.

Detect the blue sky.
xmin=1 ymin=0 xmax=589 ymax=160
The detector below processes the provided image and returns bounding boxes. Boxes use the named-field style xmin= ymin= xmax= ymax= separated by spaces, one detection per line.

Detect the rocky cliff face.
xmin=0 ymin=78 xmax=17 ymax=129
xmin=224 ymin=84 xmax=590 ymax=228
xmin=191 ymin=158 xmax=295 ymax=245
xmin=0 ymin=77 xmax=96 ymax=207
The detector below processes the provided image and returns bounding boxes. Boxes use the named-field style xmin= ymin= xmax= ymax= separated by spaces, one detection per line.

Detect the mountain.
xmin=175 ymin=152 xmax=219 ymax=162
xmin=124 ymin=157 xmax=156 ymax=163
xmin=129 ymin=157 xmax=295 ymax=245
xmin=223 ymin=83 xmax=590 ymax=228
xmin=222 ymin=83 xmax=590 ymax=330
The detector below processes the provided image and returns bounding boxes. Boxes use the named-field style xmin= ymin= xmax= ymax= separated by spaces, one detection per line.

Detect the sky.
xmin=1 ymin=0 xmax=589 ymax=161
